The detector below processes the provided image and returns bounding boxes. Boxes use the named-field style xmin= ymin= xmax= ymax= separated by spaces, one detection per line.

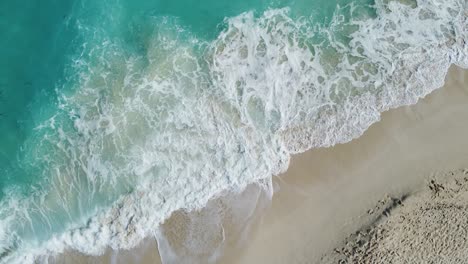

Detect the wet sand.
xmin=51 ymin=66 xmax=467 ymax=263
xmin=224 ymin=66 xmax=468 ymax=263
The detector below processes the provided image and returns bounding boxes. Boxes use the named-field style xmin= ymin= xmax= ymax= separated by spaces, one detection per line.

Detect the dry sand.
xmin=52 ymin=66 xmax=468 ymax=263
xmin=323 ymin=169 xmax=468 ymax=263
xmin=223 ymin=66 xmax=468 ymax=264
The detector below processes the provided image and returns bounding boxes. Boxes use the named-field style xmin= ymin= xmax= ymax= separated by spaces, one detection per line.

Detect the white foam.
xmin=0 ymin=0 xmax=466 ymax=263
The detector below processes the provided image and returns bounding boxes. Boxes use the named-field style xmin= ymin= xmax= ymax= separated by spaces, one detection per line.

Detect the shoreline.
xmin=224 ymin=66 xmax=468 ymax=263
xmin=51 ymin=66 xmax=467 ymax=263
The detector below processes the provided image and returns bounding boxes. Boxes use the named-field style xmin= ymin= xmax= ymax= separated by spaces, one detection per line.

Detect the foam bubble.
xmin=0 ymin=0 xmax=466 ymax=262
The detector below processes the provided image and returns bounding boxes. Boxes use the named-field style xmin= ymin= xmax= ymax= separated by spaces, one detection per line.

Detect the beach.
xmin=52 ymin=66 xmax=468 ymax=263
xmin=223 ymin=66 xmax=468 ymax=263
xmin=2 ymin=0 xmax=466 ymax=262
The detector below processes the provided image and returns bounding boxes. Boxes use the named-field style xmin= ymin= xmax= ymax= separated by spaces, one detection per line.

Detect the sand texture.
xmin=226 ymin=67 xmax=468 ymax=263
xmin=51 ymin=67 xmax=467 ymax=264
xmin=323 ymin=169 xmax=468 ymax=263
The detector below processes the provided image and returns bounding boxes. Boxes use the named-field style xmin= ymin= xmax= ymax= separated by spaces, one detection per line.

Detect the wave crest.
xmin=1 ymin=0 xmax=466 ymax=262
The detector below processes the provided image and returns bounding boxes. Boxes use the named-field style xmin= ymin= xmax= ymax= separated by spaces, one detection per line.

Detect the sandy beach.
xmin=223 ymin=66 xmax=468 ymax=263
xmin=51 ymin=66 xmax=468 ymax=264
xmin=2 ymin=0 xmax=466 ymax=262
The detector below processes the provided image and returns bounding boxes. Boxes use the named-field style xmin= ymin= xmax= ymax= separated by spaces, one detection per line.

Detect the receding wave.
xmin=0 ymin=0 xmax=466 ymax=263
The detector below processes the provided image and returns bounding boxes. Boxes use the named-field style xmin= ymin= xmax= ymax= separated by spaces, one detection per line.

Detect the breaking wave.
xmin=0 ymin=0 xmax=466 ymax=263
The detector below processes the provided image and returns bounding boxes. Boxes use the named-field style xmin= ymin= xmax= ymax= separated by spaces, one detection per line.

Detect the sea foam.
xmin=0 ymin=0 xmax=466 ymax=263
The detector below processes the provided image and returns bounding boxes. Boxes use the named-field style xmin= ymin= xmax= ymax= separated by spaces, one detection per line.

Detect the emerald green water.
xmin=0 ymin=0 xmax=372 ymax=196
xmin=0 ymin=0 xmax=76 ymax=192
xmin=2 ymin=0 xmax=462 ymax=262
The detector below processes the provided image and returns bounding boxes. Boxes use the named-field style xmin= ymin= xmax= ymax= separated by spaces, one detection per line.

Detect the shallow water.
xmin=0 ymin=0 xmax=466 ymax=262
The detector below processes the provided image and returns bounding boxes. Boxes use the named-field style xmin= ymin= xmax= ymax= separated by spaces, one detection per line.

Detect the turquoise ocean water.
xmin=0 ymin=0 xmax=466 ymax=262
